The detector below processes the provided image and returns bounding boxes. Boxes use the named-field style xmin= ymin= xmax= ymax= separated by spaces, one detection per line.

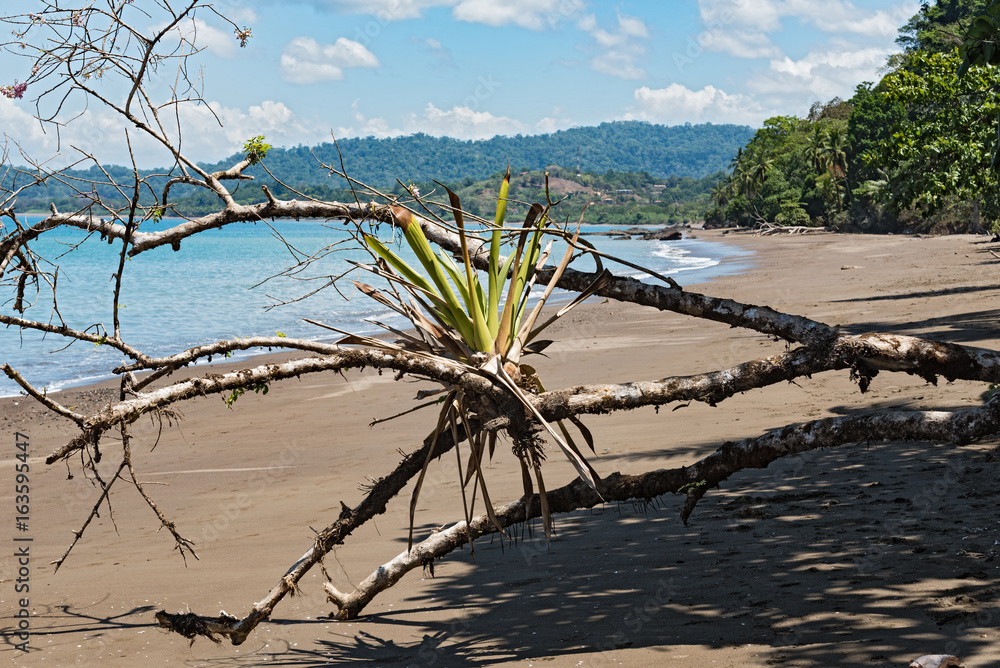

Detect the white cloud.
xmin=698 ymin=0 xmax=915 ymax=36
xmin=677 ymin=0 xmax=913 ymax=117
xmin=588 ymin=15 xmax=648 ymax=47
xmin=317 ymin=0 xmax=455 ymax=20
xmin=534 ymin=107 xmax=574 ymax=134
xmin=415 ymin=36 xmax=455 ymax=69
xmin=228 ymin=8 xmax=259 ymax=24
xmin=789 ymin=0 xmax=916 ymax=37
xmin=415 ymin=103 xmax=527 ymax=137
xmin=1 ymin=99 xmax=50 ymax=147
xmin=311 ymin=0 xmax=584 ymax=28
xmin=750 ymin=41 xmax=895 ymax=100
xmin=0 ymin=97 xmax=328 ymax=168
xmin=180 ymin=100 xmax=315 ymax=149
xmin=695 ymin=0 xmax=917 ymax=59
xmin=577 ymin=14 xmax=597 ymax=32
xmin=591 ymin=50 xmax=647 ymax=80
xmin=617 ymin=14 xmax=651 ymax=39
xmin=0 ymin=100 xmax=140 ymax=167
xmin=642 ymin=42 xmax=892 ymax=126
xmin=626 ymin=84 xmax=768 ymax=126
xmin=153 ymin=17 xmax=244 ymax=58
xmin=693 ymin=29 xmax=782 ymax=59
xmin=579 ymin=13 xmax=650 ymax=79
xmin=339 ymin=101 xmax=529 ymax=140
xmin=453 ymin=0 xmax=583 ymax=30
xmin=249 ymin=100 xmax=294 ymax=128
xmin=808 ymin=3 xmax=917 ymax=37
xmin=280 ymin=37 xmax=380 ymax=84
xmin=699 ymin=0 xmax=781 ymax=33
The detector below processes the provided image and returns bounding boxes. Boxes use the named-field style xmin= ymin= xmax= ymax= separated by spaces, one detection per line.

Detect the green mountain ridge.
xmin=5 ymin=121 xmax=752 ymax=215
xmin=203 ymin=121 xmax=755 ymax=186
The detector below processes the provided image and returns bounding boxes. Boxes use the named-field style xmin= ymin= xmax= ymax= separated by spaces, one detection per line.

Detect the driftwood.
xmin=909 ymin=656 xmax=965 ymax=668
xmin=10 ymin=199 xmax=1000 ymax=645
xmin=322 ymin=397 xmax=1000 ymax=621
xmin=753 ymin=223 xmax=830 ymax=236
xmin=9 ymin=190 xmax=1000 ymax=646
xmin=3 ymin=1 xmax=1000 ymax=652
xmin=152 ymin=419 xmax=474 ymax=645
xmin=151 ymin=391 xmax=1000 ymax=639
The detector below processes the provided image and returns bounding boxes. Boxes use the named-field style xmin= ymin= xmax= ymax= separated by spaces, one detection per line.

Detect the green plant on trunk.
xmin=242 ymin=135 xmax=271 ymax=166
xmin=327 ymin=169 xmax=609 ymax=546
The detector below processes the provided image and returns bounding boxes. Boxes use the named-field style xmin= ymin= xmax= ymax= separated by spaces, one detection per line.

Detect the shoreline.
xmin=4 ymin=229 xmax=1000 ymax=667
xmin=0 ymin=229 xmax=751 ymax=399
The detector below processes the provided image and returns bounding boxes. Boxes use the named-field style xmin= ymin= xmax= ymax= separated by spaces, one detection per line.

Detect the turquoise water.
xmin=1 ymin=217 xmax=751 ymax=396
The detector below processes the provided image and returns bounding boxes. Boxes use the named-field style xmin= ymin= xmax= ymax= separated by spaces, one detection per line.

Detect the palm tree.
xmin=729 ymin=146 xmax=744 ymax=173
xmin=807 ymin=124 xmax=826 ymax=173
xmin=741 ymin=148 xmax=773 ymax=200
xmin=822 ymin=126 xmax=849 ymax=180
xmin=820 ymin=126 xmax=850 ymax=212
xmin=710 ymin=176 xmax=733 ymax=208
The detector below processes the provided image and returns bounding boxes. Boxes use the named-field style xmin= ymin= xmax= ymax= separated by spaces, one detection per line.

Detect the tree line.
xmin=708 ymin=0 xmax=1000 ymax=234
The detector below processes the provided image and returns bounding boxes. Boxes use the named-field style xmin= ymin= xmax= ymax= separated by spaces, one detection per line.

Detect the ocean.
xmin=1 ymin=216 xmax=752 ymax=397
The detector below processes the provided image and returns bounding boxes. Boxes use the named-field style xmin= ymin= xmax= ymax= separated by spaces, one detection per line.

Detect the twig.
xmin=52 ymin=460 xmax=128 ymax=573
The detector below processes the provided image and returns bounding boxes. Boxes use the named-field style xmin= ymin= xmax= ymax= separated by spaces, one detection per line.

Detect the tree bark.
xmin=156 ymin=417 xmax=475 ymax=645
xmin=323 ymin=395 xmax=1000 ymax=619
xmin=43 ymin=326 xmax=1000 ymax=466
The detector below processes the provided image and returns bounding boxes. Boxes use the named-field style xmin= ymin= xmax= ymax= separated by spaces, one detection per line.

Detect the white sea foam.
xmin=650 ymin=242 xmax=720 ymax=272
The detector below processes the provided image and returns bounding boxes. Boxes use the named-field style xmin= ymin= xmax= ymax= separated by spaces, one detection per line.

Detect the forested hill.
xmin=200 ymin=121 xmax=753 ymax=186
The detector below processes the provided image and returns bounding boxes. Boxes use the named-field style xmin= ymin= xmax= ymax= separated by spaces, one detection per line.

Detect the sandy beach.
xmin=3 ymin=229 xmax=1000 ymax=667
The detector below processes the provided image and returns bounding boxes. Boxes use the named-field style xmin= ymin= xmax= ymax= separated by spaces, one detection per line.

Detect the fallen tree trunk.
xmin=40 ymin=348 xmax=494 ymax=464
xmin=11 ymin=170 xmax=1000 ymax=647
xmin=322 ymin=395 xmax=1000 ymax=620
xmin=155 ymin=417 xmax=475 ymax=645
xmin=753 ymin=224 xmax=830 ymax=236
xmin=2 ymin=202 xmax=838 ymax=346
xmin=39 ymin=325 xmax=1000 ymax=465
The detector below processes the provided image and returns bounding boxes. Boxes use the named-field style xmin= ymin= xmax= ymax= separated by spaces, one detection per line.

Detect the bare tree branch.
xmin=156 ymin=418 xmax=476 ymax=645
xmin=323 ymin=395 xmax=1000 ymax=620
xmin=43 ymin=348 xmax=494 ymax=464
xmin=1 ymin=363 xmax=87 ymax=424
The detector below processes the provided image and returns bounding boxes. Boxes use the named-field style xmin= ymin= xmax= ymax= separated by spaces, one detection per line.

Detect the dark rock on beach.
xmin=590 ymin=226 xmax=682 ymax=241
xmin=640 ymin=229 xmax=682 ymax=241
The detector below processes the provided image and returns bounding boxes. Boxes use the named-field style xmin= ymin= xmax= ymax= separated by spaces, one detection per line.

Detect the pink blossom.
xmin=1 ymin=81 xmax=28 ymax=99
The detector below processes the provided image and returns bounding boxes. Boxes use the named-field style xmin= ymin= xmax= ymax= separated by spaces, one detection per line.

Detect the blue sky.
xmin=0 ymin=0 xmax=918 ymax=167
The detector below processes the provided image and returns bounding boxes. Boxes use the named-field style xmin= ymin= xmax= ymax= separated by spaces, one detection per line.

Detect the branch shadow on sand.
xmin=184 ymin=434 xmax=1000 ymax=667
xmin=843 ymin=307 xmax=1000 ymax=345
